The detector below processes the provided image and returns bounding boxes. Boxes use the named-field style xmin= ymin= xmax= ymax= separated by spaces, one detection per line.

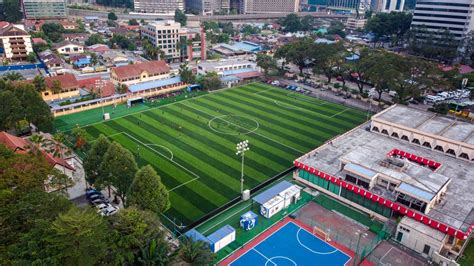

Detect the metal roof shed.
xmin=253 ymin=180 xmax=294 ymax=205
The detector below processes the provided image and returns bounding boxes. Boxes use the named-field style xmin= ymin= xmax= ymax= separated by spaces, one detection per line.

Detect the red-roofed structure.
xmin=111 ymin=60 xmax=170 ymax=85
xmin=78 ymin=77 xmax=115 ymax=97
xmin=0 ymin=131 xmax=29 ymax=154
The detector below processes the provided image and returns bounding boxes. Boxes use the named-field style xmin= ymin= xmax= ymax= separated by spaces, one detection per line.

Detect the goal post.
xmin=313 ymin=226 xmax=330 ymax=241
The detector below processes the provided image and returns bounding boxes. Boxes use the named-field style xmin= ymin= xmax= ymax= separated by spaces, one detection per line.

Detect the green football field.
xmin=77 ymin=82 xmax=367 ymax=227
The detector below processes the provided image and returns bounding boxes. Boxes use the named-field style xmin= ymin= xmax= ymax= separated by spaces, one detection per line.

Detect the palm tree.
xmin=29 ymin=133 xmax=45 ymax=155
xmin=137 ymin=238 xmax=176 ymax=266
xmin=3 ymin=71 xmax=24 ymax=81
xmin=33 ymin=75 xmax=46 ymax=92
xmin=179 ymin=236 xmax=215 ymax=265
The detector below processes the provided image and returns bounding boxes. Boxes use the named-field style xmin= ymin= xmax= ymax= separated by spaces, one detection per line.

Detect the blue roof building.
xmin=128 ymin=76 xmax=182 ymax=93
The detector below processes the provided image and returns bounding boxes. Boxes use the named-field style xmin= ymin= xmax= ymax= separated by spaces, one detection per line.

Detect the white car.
xmin=98 ymin=205 xmax=118 ymax=217
xmin=96 ymin=203 xmax=111 ymax=211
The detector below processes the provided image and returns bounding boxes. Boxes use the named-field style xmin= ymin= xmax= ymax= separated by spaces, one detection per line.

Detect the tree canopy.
xmin=174 ymin=9 xmax=187 ymax=27
xmin=128 ymin=165 xmax=170 ymax=214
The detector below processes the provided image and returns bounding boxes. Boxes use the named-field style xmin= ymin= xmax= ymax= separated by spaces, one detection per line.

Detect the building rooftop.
xmin=297 ymin=124 xmax=474 ymax=232
xmin=373 ymin=105 xmax=474 ymax=146
xmin=198 ymin=59 xmax=254 ymax=69
xmin=128 ymin=76 xmax=181 ymax=93
xmin=112 ymin=60 xmax=169 ymax=80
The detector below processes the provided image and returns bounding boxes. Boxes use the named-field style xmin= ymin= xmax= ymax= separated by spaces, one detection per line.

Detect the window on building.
xmin=422 ymin=142 xmax=432 ymax=148
xmin=396 ymin=231 xmax=403 ymax=242
xmin=372 ymin=126 xmax=379 ymax=132
xmin=381 ymin=129 xmax=389 ymax=135
xmin=345 ymin=174 xmax=357 ymax=184
xmin=446 ymin=149 xmax=456 ymax=156
xmin=459 ymin=153 xmax=469 ymax=160
xmin=412 ymin=138 xmax=420 ymax=145
xmin=391 ymin=132 xmax=399 ymax=138
xmin=423 ymin=244 xmax=431 ymax=255
xmin=434 ymin=145 xmax=444 ymax=152
xmin=401 ymin=135 xmax=409 ymax=141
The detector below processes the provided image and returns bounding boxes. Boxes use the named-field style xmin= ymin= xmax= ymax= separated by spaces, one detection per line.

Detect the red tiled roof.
xmin=112 ymin=60 xmax=169 ymax=80
xmin=0 ymin=131 xmax=29 ymax=153
xmin=234 ymin=71 xmax=261 ymax=79
xmin=78 ymin=78 xmax=115 ymax=97
xmin=41 ymin=150 xmax=74 ymax=171
xmin=32 ymin=37 xmax=47 ymax=45
xmin=0 ymin=21 xmax=9 ymax=29
xmin=45 ymin=74 xmax=78 ymax=90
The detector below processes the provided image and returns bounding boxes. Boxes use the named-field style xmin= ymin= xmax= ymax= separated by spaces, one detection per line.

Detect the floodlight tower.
xmin=236 ymin=140 xmax=249 ymax=196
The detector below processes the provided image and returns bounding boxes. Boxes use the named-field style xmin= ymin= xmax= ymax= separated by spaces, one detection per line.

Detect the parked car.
xmin=90 ymin=197 xmax=108 ymax=205
xmin=98 ymin=205 xmax=118 ymax=216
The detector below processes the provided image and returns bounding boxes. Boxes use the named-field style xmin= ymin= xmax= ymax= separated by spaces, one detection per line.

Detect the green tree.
xmin=13 ymin=84 xmax=53 ymax=132
xmin=137 ymin=238 xmax=177 ymax=265
xmin=174 ymin=9 xmax=187 ymax=26
xmin=179 ymin=236 xmax=215 ymax=265
xmin=200 ymin=72 xmax=222 ymax=91
xmin=47 ymin=208 xmax=109 ymax=265
xmin=129 ymin=18 xmax=139 ymax=25
xmin=128 ymin=165 xmax=170 ymax=214
xmin=1 ymin=0 xmax=22 ymax=23
xmin=0 ymin=90 xmax=21 ymax=131
xmin=107 ymin=207 xmax=164 ymax=264
xmin=312 ymin=43 xmax=345 ymax=83
xmin=179 ymin=63 xmax=195 ymax=84
xmin=348 ymin=48 xmax=373 ymax=94
xmin=256 ymin=53 xmax=277 ymax=75
xmin=300 ymin=15 xmax=314 ymax=31
xmin=280 ymin=13 xmax=302 ymax=33
xmin=100 ymin=142 xmax=138 ymax=205
xmin=276 ymin=38 xmax=315 ymax=74
xmin=365 ymin=51 xmax=398 ymax=100
xmin=328 ymin=21 xmax=346 ymax=38
xmin=26 ymin=52 xmax=37 ymax=63
xmin=85 ymin=33 xmax=105 ymax=46
xmin=32 ymin=75 xmax=46 ymax=92
xmin=51 ymin=80 xmax=62 ymax=94
xmin=108 ymin=12 xmax=118 ymax=21
xmin=71 ymin=127 xmax=88 ymax=150
xmin=41 ymin=23 xmax=65 ymax=43
xmin=3 ymin=71 xmax=24 ymax=81
xmin=84 ymin=134 xmax=111 ymax=185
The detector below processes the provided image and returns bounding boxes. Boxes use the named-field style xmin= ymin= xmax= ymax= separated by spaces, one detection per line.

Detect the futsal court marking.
xmin=93 ymin=131 xmax=201 ymax=192
xmin=229 ymin=221 xmax=350 ymax=266
xmin=379 ymin=247 xmax=394 ymax=266
xmin=182 ymin=103 xmax=306 ymax=154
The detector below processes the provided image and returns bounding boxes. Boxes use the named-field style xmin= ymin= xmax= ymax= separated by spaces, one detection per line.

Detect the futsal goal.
xmin=313 ymin=226 xmax=331 ymax=242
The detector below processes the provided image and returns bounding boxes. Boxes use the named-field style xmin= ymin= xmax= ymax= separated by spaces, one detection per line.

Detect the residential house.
xmin=62 ymin=33 xmax=89 ymax=44
xmin=39 ymin=49 xmax=64 ymax=72
xmin=54 ymin=40 xmax=84 ymax=55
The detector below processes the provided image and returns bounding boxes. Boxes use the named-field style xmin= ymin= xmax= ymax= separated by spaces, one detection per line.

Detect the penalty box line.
xmin=99 ymin=131 xmax=201 ymax=192
xmin=182 ymin=103 xmax=305 ymax=154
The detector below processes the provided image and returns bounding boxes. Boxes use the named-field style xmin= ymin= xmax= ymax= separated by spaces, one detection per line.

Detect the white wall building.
xmin=197 ymin=59 xmax=257 ymax=75
xmin=54 ymin=41 xmax=84 ymax=55
xmin=411 ymin=0 xmax=474 ymax=41
xmin=370 ymin=0 xmax=405 ymax=12
xmin=240 ymin=0 xmax=299 ymax=13
xmin=133 ymin=0 xmax=184 ymax=14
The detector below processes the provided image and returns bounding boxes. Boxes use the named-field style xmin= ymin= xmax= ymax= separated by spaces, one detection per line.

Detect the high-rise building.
xmin=411 ymin=0 xmax=474 ymax=41
xmin=185 ymin=0 xmax=230 ymax=14
xmin=240 ymin=0 xmax=300 ymax=13
xmin=133 ymin=0 xmax=184 ymax=14
xmin=370 ymin=0 xmax=405 ymax=12
xmin=327 ymin=0 xmax=360 ymax=10
xmin=22 ymin=0 xmax=67 ymax=20
xmin=140 ymin=20 xmax=207 ymax=62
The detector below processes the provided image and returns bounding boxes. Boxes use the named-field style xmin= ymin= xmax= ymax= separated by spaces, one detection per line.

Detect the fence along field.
xmin=79 ymin=83 xmax=368 ymax=229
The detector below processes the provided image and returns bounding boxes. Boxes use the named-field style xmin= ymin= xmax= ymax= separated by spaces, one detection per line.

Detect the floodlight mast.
xmin=236 ymin=140 xmax=250 ymax=196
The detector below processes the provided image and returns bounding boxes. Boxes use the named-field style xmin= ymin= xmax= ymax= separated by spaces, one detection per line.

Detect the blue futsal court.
xmin=229 ymin=222 xmax=351 ymax=266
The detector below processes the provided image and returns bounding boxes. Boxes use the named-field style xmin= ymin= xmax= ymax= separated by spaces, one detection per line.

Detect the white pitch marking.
xmin=253 ymin=248 xmax=277 ymax=266
xmin=296 ymin=228 xmax=338 ymax=255
xmin=182 ymin=103 xmax=305 ymax=154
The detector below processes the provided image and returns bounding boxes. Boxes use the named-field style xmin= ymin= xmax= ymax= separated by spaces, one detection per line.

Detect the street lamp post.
xmin=236 ymin=140 xmax=249 ymax=196
xmin=95 ymin=79 xmax=107 ymax=117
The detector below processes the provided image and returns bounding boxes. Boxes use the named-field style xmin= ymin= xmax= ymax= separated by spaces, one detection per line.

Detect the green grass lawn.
xmin=70 ymin=82 xmax=368 ymax=228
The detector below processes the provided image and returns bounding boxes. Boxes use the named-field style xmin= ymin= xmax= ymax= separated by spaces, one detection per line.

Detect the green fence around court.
xmin=193 ymin=190 xmax=314 ymax=263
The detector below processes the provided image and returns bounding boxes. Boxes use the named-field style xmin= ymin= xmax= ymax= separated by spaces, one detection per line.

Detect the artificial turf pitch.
xmin=75 ymin=83 xmax=367 ymax=227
